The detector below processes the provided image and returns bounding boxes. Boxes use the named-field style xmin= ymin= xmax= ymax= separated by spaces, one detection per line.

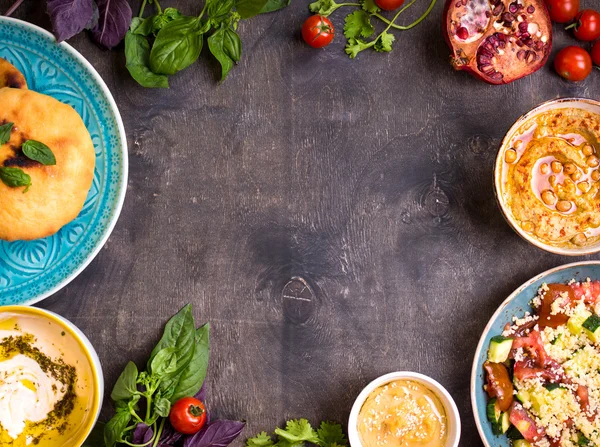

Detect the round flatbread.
xmin=0 ymin=58 xmax=27 ymax=89
xmin=0 ymin=88 xmax=95 ymax=241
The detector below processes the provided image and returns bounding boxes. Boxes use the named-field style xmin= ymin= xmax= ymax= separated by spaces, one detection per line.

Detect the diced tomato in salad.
xmin=508 ymin=401 xmax=546 ymax=443
xmin=484 ymin=362 xmax=513 ymax=411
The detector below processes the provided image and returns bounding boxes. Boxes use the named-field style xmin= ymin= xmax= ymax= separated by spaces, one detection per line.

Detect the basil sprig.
xmin=0 ymin=167 xmax=31 ymax=193
xmin=0 ymin=122 xmax=13 ymax=145
xmin=22 ymin=140 xmax=57 ymax=166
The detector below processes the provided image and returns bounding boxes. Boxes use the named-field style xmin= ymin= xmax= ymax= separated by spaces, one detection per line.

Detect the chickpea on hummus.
xmin=500 ymin=107 xmax=600 ymax=249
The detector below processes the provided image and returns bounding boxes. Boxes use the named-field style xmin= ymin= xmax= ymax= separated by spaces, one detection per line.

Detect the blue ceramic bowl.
xmin=471 ymin=261 xmax=600 ymax=446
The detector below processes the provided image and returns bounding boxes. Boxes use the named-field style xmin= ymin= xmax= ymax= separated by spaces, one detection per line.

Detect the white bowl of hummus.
xmin=348 ymin=372 xmax=461 ymax=447
xmin=0 ymin=306 xmax=103 ymax=446
xmin=495 ymin=98 xmax=600 ymax=255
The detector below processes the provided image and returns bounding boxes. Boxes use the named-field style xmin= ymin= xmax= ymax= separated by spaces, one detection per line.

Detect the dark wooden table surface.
xmin=3 ymin=0 xmax=600 ymax=445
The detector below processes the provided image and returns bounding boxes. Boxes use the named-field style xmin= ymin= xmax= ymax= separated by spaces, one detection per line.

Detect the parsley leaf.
xmin=309 ymin=0 xmax=340 ymax=16
xmin=344 ymin=10 xmax=375 ymax=39
xmin=316 ymin=422 xmax=347 ymax=447
xmin=361 ymin=0 xmax=380 ymax=14
xmin=274 ymin=419 xmax=320 ymax=445
xmin=345 ymin=38 xmax=374 ymax=58
xmin=247 ymin=432 xmax=275 ymax=447
xmin=374 ymin=31 xmax=395 ymax=52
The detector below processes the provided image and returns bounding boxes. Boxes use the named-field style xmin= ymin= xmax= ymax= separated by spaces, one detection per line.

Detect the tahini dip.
xmin=500 ymin=107 xmax=600 ymax=249
xmin=357 ymin=380 xmax=448 ymax=447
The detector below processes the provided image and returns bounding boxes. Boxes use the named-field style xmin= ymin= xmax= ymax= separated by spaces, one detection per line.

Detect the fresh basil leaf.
xmin=155 ymin=397 xmax=172 ymax=417
xmin=47 ymin=0 xmax=94 ymax=42
xmin=0 ymin=122 xmax=13 ymax=145
xmin=170 ymin=324 xmax=210 ymax=403
xmin=132 ymin=423 xmax=154 ymax=444
xmin=152 ymin=8 xmax=182 ymax=35
xmin=150 ymin=346 xmax=178 ymax=377
xmin=91 ymin=0 xmax=132 ymax=49
xmin=125 ymin=31 xmax=170 ymax=88
xmin=104 ymin=410 xmax=131 ymax=447
xmin=22 ymin=140 xmax=57 ymax=166
xmin=208 ymin=27 xmax=241 ymax=81
xmin=148 ymin=304 xmax=196 ymax=378
xmin=208 ymin=0 xmax=235 ymax=19
xmin=182 ymin=420 xmax=245 ymax=447
xmin=111 ymin=361 xmax=139 ymax=401
xmin=130 ymin=16 xmax=154 ymax=36
xmin=0 ymin=167 xmax=31 ymax=192
xmin=81 ymin=422 xmax=105 ymax=447
xmin=163 ymin=7 xmax=181 ymax=19
xmin=260 ymin=0 xmax=291 ymax=13
xmin=149 ymin=16 xmax=206 ymax=76
xmin=235 ymin=0 xmax=269 ymax=18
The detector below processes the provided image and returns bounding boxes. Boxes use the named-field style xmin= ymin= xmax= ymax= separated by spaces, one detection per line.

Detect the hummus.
xmin=501 ymin=108 xmax=600 ymax=248
xmin=357 ymin=380 xmax=447 ymax=447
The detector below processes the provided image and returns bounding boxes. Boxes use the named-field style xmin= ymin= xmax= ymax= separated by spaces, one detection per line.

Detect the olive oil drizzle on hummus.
xmin=0 ymin=333 xmax=77 ymax=441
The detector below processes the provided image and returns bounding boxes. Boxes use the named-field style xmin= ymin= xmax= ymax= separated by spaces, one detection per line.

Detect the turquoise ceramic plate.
xmin=0 ymin=17 xmax=127 ymax=305
xmin=471 ymin=261 xmax=600 ymax=446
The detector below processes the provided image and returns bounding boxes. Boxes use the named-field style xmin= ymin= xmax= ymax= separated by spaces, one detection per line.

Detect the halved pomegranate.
xmin=443 ymin=0 xmax=553 ymax=84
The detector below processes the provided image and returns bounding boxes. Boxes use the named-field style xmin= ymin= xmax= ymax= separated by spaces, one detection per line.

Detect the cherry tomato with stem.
xmin=375 ymin=0 xmax=405 ymax=11
xmin=568 ymin=9 xmax=600 ymax=41
xmin=554 ymin=46 xmax=592 ymax=81
xmin=169 ymin=397 xmax=207 ymax=435
xmin=544 ymin=0 xmax=580 ymax=24
xmin=302 ymin=15 xmax=335 ymax=48
xmin=592 ymin=40 xmax=600 ymax=66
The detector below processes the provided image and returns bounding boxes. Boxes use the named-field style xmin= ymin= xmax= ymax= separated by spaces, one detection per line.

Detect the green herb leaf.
xmin=344 ymin=10 xmax=374 ymax=39
xmin=0 ymin=122 xmax=13 ymax=145
xmin=374 ymin=31 xmax=395 ymax=52
xmin=247 ymin=432 xmax=275 ymax=447
xmin=150 ymin=16 xmax=207 ymax=76
xmin=155 ymin=397 xmax=172 ymax=417
xmin=275 ymin=419 xmax=320 ymax=445
xmin=150 ymin=346 xmax=178 ymax=377
xmin=169 ymin=323 xmax=210 ymax=403
xmin=261 ymin=0 xmax=292 ymax=13
xmin=317 ymin=422 xmax=347 ymax=447
xmin=235 ymin=0 xmax=270 ymax=18
xmin=111 ymin=361 xmax=139 ymax=401
xmin=81 ymin=422 xmax=104 ymax=446
xmin=208 ymin=0 xmax=235 ymax=19
xmin=125 ymin=31 xmax=170 ymax=88
xmin=22 ymin=140 xmax=56 ymax=166
xmin=104 ymin=410 xmax=131 ymax=447
xmin=309 ymin=0 xmax=338 ymax=16
xmin=153 ymin=8 xmax=183 ymax=35
xmin=345 ymin=38 xmax=373 ymax=58
xmin=361 ymin=0 xmax=380 ymax=14
xmin=131 ymin=16 xmax=155 ymax=36
xmin=208 ymin=27 xmax=242 ymax=81
xmin=0 ymin=167 xmax=31 ymax=192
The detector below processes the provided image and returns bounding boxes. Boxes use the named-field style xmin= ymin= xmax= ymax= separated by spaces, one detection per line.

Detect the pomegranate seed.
xmin=455 ymin=1 xmax=461 ymax=6
xmin=489 ymin=72 xmax=504 ymax=80
xmin=502 ymin=12 xmax=515 ymax=23
xmin=517 ymin=50 xmax=526 ymax=60
xmin=518 ymin=22 xmax=528 ymax=32
xmin=456 ymin=27 xmax=469 ymax=40
xmin=461 ymin=0 xmax=467 ymax=5
xmin=509 ymin=2 xmax=518 ymax=13
xmin=527 ymin=5 xmax=534 ymax=13
xmin=492 ymin=4 xmax=505 ymax=15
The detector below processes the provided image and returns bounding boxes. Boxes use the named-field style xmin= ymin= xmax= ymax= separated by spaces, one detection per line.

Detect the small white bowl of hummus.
xmin=495 ymin=98 xmax=600 ymax=255
xmin=348 ymin=372 xmax=461 ymax=447
xmin=0 ymin=306 xmax=103 ymax=447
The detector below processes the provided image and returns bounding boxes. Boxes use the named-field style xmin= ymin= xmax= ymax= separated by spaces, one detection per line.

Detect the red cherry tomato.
xmin=544 ymin=0 xmax=580 ymax=23
xmin=169 ymin=397 xmax=207 ymax=435
xmin=592 ymin=40 xmax=600 ymax=66
xmin=554 ymin=46 xmax=592 ymax=81
xmin=302 ymin=15 xmax=334 ymax=48
xmin=571 ymin=9 xmax=600 ymax=41
xmin=375 ymin=0 xmax=405 ymax=11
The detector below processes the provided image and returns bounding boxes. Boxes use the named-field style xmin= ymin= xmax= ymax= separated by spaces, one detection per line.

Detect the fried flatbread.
xmin=0 ymin=58 xmax=27 ymax=89
xmin=0 ymin=88 xmax=95 ymax=241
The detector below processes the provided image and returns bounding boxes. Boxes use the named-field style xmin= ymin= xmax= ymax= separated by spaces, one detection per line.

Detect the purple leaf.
xmin=91 ymin=0 xmax=132 ymax=49
xmin=195 ymin=383 xmax=207 ymax=402
xmin=47 ymin=0 xmax=94 ymax=42
xmin=159 ymin=421 xmax=183 ymax=446
xmin=132 ymin=423 xmax=154 ymax=444
xmin=183 ymin=420 xmax=245 ymax=447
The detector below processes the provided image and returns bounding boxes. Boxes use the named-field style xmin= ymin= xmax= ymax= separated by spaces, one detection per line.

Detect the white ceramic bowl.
xmin=494 ymin=97 xmax=600 ymax=256
xmin=0 ymin=306 xmax=104 ymax=447
xmin=348 ymin=371 xmax=461 ymax=447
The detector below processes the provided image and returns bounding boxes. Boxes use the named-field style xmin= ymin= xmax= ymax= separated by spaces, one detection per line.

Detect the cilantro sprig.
xmin=309 ymin=0 xmax=437 ymax=58
xmin=247 ymin=420 xmax=347 ymax=447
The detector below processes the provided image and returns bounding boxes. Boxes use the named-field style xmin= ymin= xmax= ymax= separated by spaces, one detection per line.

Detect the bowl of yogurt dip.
xmin=0 ymin=306 xmax=103 ymax=446
xmin=348 ymin=372 xmax=460 ymax=447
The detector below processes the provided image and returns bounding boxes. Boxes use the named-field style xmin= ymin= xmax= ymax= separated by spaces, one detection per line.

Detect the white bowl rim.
xmin=0 ymin=16 xmax=129 ymax=305
xmin=0 ymin=305 xmax=105 ymax=446
xmin=348 ymin=371 xmax=461 ymax=447
xmin=470 ymin=260 xmax=600 ymax=447
xmin=494 ymin=97 xmax=600 ymax=256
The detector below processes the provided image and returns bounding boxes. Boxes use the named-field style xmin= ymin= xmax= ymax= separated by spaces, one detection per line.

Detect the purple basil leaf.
xmin=132 ymin=423 xmax=154 ymax=444
xmin=85 ymin=1 xmax=99 ymax=30
xmin=159 ymin=420 xmax=183 ymax=445
xmin=47 ymin=0 xmax=94 ymax=42
xmin=195 ymin=382 xmax=207 ymax=403
xmin=183 ymin=420 xmax=245 ymax=447
xmin=91 ymin=0 xmax=132 ymax=49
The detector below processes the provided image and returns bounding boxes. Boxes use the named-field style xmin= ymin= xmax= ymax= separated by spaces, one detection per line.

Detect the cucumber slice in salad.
xmin=506 ymin=425 xmax=524 ymax=440
xmin=513 ymin=441 xmax=532 ymax=447
xmin=568 ymin=308 xmax=593 ymax=335
xmin=488 ymin=336 xmax=513 ymax=363
xmin=499 ymin=411 xmax=511 ymax=434
xmin=487 ymin=399 xmax=511 ymax=436
xmin=583 ymin=314 xmax=600 ymax=343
